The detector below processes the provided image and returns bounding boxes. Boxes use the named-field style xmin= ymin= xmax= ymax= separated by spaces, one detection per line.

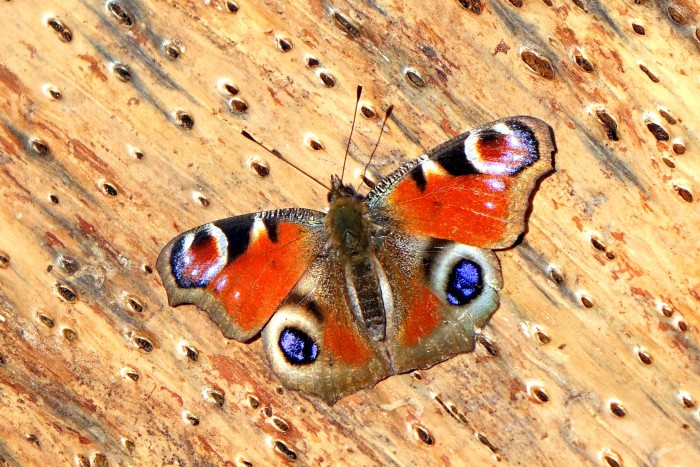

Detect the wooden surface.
xmin=1 ymin=0 xmax=698 ymax=465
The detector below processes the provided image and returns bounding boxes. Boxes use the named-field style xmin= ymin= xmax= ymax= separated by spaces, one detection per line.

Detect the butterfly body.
xmin=158 ymin=116 xmax=555 ymax=404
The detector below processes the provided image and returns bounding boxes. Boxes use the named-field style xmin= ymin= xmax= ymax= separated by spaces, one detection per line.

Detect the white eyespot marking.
xmin=427 ymin=243 xmax=503 ymax=329
xmin=172 ymin=225 xmax=228 ymax=288
xmin=421 ymin=160 xmax=444 ymax=177
xmin=251 ymin=218 xmax=267 ymax=242
xmin=465 ymin=121 xmax=537 ymax=176
xmin=485 ymin=178 xmax=506 ymax=191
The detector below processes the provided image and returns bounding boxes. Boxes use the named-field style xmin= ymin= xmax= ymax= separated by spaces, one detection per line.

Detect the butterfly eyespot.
xmin=279 ymin=327 xmax=319 ymax=365
xmin=445 ymin=259 xmax=483 ymax=306
xmin=169 ymin=226 xmax=228 ymax=288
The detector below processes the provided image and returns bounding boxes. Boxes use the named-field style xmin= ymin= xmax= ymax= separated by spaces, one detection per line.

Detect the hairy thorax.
xmin=325 ymin=192 xmax=373 ymax=257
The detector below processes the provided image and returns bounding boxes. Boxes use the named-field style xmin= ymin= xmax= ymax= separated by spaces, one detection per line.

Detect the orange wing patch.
xmin=209 ymin=222 xmax=317 ymax=335
xmin=387 ymin=172 xmax=513 ymax=248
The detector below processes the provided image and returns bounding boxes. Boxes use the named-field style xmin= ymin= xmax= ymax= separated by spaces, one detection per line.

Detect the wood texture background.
xmin=1 ymin=0 xmax=698 ymax=465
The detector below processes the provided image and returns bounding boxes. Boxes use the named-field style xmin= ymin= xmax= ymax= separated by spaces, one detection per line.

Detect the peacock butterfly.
xmin=157 ymin=94 xmax=555 ymax=404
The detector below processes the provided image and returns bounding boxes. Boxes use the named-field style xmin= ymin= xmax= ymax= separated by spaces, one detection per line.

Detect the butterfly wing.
xmin=157 ymin=208 xmax=326 ymax=341
xmin=261 ymin=252 xmax=392 ymax=404
xmin=366 ymin=116 xmax=555 ymax=249
xmin=377 ymin=231 xmax=503 ymax=372
xmin=368 ymin=116 xmax=555 ymax=372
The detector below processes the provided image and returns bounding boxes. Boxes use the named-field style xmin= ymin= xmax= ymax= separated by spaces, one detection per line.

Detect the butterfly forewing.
xmin=157 ymin=208 xmax=326 ymax=341
xmin=367 ymin=116 xmax=555 ymax=249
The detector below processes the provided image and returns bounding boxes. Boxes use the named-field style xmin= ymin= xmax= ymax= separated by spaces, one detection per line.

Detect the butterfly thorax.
xmin=325 ymin=176 xmax=371 ymax=257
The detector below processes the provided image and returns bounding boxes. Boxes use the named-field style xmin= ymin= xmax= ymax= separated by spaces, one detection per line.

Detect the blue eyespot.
xmin=279 ymin=327 xmax=319 ymax=365
xmin=446 ymin=259 xmax=482 ymax=306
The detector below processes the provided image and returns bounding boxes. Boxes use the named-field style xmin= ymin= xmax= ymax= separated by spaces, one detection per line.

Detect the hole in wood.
xmin=61 ymin=327 xmax=78 ymax=342
xmin=673 ymin=185 xmax=693 ymax=203
xmin=273 ymin=440 xmax=297 ymax=461
xmin=679 ymin=392 xmax=695 ymax=408
xmin=270 ymin=416 xmax=290 ymax=432
xmin=162 ymin=40 xmax=183 ymax=60
xmin=580 ymin=295 xmax=593 ymax=308
xmin=305 ymin=55 xmax=319 ymax=68
xmin=318 ymin=70 xmax=336 ymax=87
xmin=246 ymin=394 xmax=260 ymax=409
xmin=528 ymin=384 xmax=549 ymax=403
xmin=181 ymin=344 xmax=199 ymax=361
xmin=99 ymin=180 xmax=119 ymax=197
xmin=535 ymin=329 xmax=551 ymax=345
xmin=573 ymin=49 xmax=594 ymax=72
xmin=203 ymin=388 xmax=225 ymax=407
xmin=111 ymin=63 xmax=132 ymax=82
xmin=304 ymin=134 xmax=323 ymax=150
xmin=175 ymin=111 xmax=194 ymax=129
xmin=120 ymin=367 xmax=139 ymax=382
xmin=646 ymin=122 xmax=669 ymax=141
xmin=42 ymin=84 xmax=63 ymax=100
xmin=182 ymin=411 xmax=199 ymax=426
xmin=47 ymin=17 xmax=73 ymax=42
xmin=521 ymin=50 xmax=555 ymax=79
xmin=228 ymin=97 xmax=249 ymax=113
xmin=609 ymin=401 xmax=626 ymax=417
xmin=193 ymin=192 xmax=210 ymax=207
xmin=412 ymin=424 xmax=434 ymax=445
xmin=54 ymin=282 xmax=78 ymax=302
xmin=30 ymin=139 xmax=50 ymax=156
xmin=134 ymin=336 xmax=154 ymax=352
xmin=639 ymin=64 xmax=659 ymax=82
xmin=404 ymin=68 xmax=426 ymax=87
xmin=547 ymin=266 xmax=564 ymax=284
xmin=672 ymin=141 xmax=686 ymax=155
xmin=457 ymin=0 xmax=483 ymax=14
xmin=632 ymin=22 xmax=645 ymax=35
xmin=636 ymin=348 xmax=653 ymax=365
xmin=38 ymin=313 xmax=55 ymax=328
xmin=333 ymin=10 xmax=361 ymax=37
xmin=57 ymin=255 xmax=80 ymax=274
xmin=658 ymin=108 xmax=676 ymax=124
xmin=595 ymin=110 xmax=620 ymax=141
xmin=248 ymin=157 xmax=270 ymax=178
xmin=220 ymin=81 xmax=239 ymax=95
xmin=601 ymin=450 xmax=622 ymax=467
xmin=667 ymin=4 xmax=689 ymax=24
xmin=275 ymin=36 xmax=292 ymax=52
xmin=125 ymin=295 xmax=144 ymax=313
xmin=360 ymin=103 xmax=376 ymax=119
xmin=107 ymin=1 xmax=134 ymax=26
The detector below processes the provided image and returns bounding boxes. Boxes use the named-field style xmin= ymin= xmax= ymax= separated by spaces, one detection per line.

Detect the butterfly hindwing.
xmin=377 ymin=231 xmax=503 ymax=373
xmin=367 ymin=116 xmax=555 ymax=249
xmin=157 ymin=208 xmax=325 ymax=341
xmin=261 ymin=253 xmax=392 ymax=404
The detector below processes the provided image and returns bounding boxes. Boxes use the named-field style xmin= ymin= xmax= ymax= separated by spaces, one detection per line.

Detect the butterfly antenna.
xmin=241 ymin=130 xmax=330 ymax=191
xmin=340 ymin=85 xmax=363 ymax=183
xmin=358 ymin=104 xmax=394 ymax=191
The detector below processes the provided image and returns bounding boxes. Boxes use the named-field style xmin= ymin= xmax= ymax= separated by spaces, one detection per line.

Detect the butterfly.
xmin=157 ymin=111 xmax=555 ymax=404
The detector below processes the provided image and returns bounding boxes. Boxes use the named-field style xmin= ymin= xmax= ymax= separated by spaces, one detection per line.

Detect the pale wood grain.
xmin=0 ymin=0 xmax=698 ymax=465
